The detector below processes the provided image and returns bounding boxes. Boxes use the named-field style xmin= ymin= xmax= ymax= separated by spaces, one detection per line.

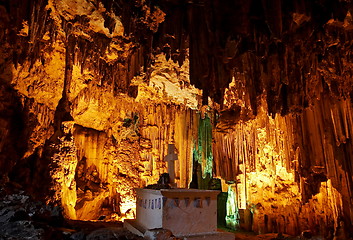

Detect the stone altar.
xmin=124 ymin=188 xmax=234 ymax=239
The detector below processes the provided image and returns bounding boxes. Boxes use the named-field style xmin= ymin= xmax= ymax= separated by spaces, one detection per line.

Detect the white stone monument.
xmin=124 ymin=144 xmax=233 ymax=239
xmin=164 ymin=144 xmax=178 ymax=186
xmin=124 ymin=188 xmax=234 ymax=240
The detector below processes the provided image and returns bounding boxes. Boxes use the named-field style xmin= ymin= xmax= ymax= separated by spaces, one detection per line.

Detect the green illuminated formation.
xmin=195 ymin=114 xmax=213 ymax=178
xmin=226 ymin=184 xmax=240 ymax=230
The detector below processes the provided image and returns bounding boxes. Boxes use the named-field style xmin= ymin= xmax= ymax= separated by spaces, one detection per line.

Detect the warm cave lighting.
xmin=1 ymin=0 xmax=353 ymax=239
xmin=111 ymin=195 xmax=136 ymax=221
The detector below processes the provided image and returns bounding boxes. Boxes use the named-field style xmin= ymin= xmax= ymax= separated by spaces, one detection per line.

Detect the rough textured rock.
xmin=0 ymin=183 xmax=143 ymax=240
xmin=0 ymin=186 xmax=64 ymax=240
xmin=86 ymin=227 xmax=141 ymax=240
xmin=143 ymin=228 xmax=178 ymax=240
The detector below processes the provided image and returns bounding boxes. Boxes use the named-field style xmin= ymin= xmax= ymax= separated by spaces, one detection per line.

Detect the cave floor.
xmin=65 ymin=219 xmax=144 ymax=239
xmin=66 ymin=219 xmax=124 ymax=233
xmin=66 ymin=220 xmax=315 ymax=240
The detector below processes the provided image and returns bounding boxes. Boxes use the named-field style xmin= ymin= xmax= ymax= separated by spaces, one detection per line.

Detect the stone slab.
xmin=124 ymin=219 xmax=234 ymax=240
xmin=178 ymin=232 xmax=235 ymax=240
xmin=123 ymin=219 xmax=145 ymax=237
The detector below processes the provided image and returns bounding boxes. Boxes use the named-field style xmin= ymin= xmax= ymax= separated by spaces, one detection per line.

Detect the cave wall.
xmin=214 ymin=93 xmax=353 ymax=236
xmin=0 ymin=0 xmax=202 ymax=220
xmin=49 ymin=102 xmax=199 ymax=220
xmin=207 ymin=1 xmax=353 ymax=236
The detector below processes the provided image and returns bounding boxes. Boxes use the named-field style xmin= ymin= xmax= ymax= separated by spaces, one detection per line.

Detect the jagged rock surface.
xmin=0 ymin=183 xmax=143 ymax=240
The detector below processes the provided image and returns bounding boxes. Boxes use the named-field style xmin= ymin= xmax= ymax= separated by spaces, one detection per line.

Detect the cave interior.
xmin=1 ymin=0 xmax=353 ymax=239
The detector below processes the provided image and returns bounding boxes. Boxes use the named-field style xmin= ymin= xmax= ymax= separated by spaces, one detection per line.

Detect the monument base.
xmin=124 ymin=219 xmax=234 ymax=240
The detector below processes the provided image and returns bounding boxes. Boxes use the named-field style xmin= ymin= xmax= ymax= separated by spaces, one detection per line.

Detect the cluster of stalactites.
xmin=213 ymin=95 xmax=353 ymax=235
xmin=156 ymin=0 xmax=353 ymax=115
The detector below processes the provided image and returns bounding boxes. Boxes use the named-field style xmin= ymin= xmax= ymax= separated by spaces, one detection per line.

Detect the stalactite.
xmin=21 ymin=98 xmax=55 ymax=159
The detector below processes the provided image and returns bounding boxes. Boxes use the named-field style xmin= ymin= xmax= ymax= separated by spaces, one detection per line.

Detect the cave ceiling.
xmin=160 ymin=0 xmax=353 ymax=115
xmin=2 ymin=0 xmax=353 ymax=116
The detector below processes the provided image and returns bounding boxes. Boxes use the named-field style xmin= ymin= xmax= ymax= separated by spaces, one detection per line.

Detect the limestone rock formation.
xmin=1 ymin=0 xmax=353 ymax=238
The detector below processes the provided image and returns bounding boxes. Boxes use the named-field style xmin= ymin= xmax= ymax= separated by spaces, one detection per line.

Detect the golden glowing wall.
xmin=213 ymin=96 xmax=353 ymax=236
xmin=49 ymin=103 xmax=199 ymax=220
xmin=0 ymin=0 xmax=203 ymax=221
xmin=0 ymin=0 xmax=200 ymax=222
